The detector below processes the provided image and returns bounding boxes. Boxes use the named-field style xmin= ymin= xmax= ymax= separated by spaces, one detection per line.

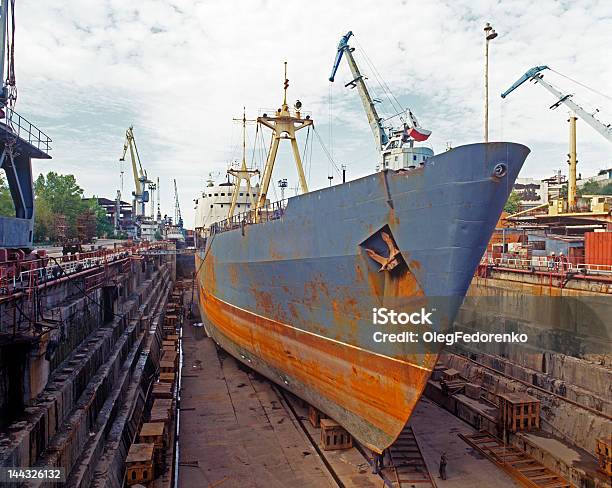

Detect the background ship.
xmin=194 ymin=49 xmax=530 ymax=451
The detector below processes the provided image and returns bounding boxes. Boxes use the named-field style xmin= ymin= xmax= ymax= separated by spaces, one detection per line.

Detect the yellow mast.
xmin=567 ymin=114 xmax=577 ymax=211
xmin=228 ymin=108 xmax=259 ymax=220
xmin=255 ymin=62 xmax=312 ymax=221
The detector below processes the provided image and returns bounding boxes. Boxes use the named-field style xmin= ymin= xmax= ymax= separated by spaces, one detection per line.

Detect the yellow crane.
xmin=119 ymin=126 xmax=150 ymax=218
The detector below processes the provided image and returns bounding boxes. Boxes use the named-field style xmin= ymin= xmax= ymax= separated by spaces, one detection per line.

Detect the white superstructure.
xmin=194 ymin=178 xmax=260 ymax=234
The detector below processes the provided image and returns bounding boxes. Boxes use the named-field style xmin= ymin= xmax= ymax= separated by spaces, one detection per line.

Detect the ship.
xmin=193 ymin=39 xmax=530 ymax=452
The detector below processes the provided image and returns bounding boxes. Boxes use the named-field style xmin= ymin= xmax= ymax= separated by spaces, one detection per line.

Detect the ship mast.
xmin=255 ymin=62 xmax=312 ymax=221
xmin=228 ymin=107 xmax=259 ymax=220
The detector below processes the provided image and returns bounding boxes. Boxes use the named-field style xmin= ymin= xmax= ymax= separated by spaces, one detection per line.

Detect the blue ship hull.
xmin=196 ymin=142 xmax=529 ymax=452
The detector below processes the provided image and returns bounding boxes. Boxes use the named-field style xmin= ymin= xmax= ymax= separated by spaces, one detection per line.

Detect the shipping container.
xmin=585 ymin=231 xmax=612 ymax=266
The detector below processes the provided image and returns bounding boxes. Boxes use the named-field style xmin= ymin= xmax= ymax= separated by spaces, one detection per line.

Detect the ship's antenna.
xmin=283 ymin=61 xmax=288 ymax=108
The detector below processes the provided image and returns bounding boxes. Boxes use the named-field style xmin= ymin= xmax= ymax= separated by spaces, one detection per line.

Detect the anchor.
xmin=365 ymin=231 xmax=402 ymax=272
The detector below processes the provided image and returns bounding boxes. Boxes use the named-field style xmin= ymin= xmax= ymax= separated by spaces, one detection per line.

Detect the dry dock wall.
xmin=454 ymin=272 xmax=611 ymax=417
xmin=440 ymin=352 xmax=611 ymax=458
xmin=446 ymin=270 xmax=612 ymax=484
xmin=0 ymin=256 xmax=174 ymax=488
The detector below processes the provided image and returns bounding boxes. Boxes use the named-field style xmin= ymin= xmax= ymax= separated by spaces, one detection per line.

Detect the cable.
xmin=312 ymin=126 xmax=342 ymax=176
xmin=550 ymin=68 xmax=612 ymax=102
xmin=328 ymin=83 xmax=333 ymax=179
xmin=354 ymin=36 xmax=404 ymax=116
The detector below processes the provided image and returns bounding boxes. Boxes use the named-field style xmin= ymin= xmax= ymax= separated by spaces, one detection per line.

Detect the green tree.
xmin=578 ymin=180 xmax=612 ymax=196
xmin=503 ymin=191 xmax=521 ymax=214
xmin=0 ymin=172 xmax=15 ymax=217
xmin=35 ymin=172 xmax=85 ymax=222
xmin=33 ymin=172 xmax=87 ymax=242
xmin=33 ymin=197 xmax=55 ymax=242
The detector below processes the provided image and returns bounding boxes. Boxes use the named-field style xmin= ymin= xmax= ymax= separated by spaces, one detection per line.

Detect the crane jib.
xmin=501 ymin=65 xmax=612 ymax=144
xmin=329 ymin=31 xmax=353 ymax=82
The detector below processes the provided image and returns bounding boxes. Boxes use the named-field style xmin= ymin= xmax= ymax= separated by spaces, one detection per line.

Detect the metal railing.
xmin=4 ymin=107 xmax=52 ymax=153
xmin=480 ymin=254 xmax=612 ymax=275
xmin=1 ymin=243 xmax=161 ymax=295
xmin=210 ymin=199 xmax=288 ymax=235
xmin=15 ymin=250 xmax=131 ymax=288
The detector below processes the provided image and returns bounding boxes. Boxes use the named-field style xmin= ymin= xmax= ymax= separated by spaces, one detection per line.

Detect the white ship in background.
xmin=194 ymin=176 xmax=260 ymax=238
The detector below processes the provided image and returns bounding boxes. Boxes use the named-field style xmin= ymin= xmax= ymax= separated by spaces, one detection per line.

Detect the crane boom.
xmin=174 ymin=179 xmax=182 ymax=228
xmin=329 ymin=31 xmax=388 ymax=150
xmin=502 ymin=66 xmax=612 ymax=144
xmin=120 ymin=126 xmax=150 ymax=217
xmin=120 ymin=126 xmax=143 ymax=196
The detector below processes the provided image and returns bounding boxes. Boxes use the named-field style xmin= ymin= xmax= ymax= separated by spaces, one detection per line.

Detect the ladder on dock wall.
xmin=458 ymin=432 xmax=571 ymax=488
xmin=386 ymin=425 xmax=436 ymax=487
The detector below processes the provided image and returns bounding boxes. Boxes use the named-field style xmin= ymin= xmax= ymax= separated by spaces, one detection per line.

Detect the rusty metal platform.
xmin=458 ymin=432 xmax=571 ymax=488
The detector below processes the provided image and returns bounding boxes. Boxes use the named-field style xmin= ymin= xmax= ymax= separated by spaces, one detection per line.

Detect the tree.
xmin=503 ymin=191 xmax=521 ymax=214
xmin=35 ymin=172 xmax=85 ymax=223
xmin=578 ymin=180 xmax=612 ymax=197
xmin=33 ymin=172 xmax=88 ymax=242
xmin=33 ymin=197 xmax=55 ymax=242
xmin=0 ymin=172 xmax=15 ymax=217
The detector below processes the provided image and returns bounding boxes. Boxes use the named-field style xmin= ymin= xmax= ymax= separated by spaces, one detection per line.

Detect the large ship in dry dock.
xmin=194 ymin=44 xmax=530 ymax=452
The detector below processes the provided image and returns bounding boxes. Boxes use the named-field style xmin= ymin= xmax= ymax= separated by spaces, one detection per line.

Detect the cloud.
xmin=11 ymin=0 xmax=612 ymax=226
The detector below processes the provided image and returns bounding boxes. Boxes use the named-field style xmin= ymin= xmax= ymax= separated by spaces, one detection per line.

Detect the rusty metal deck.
xmin=458 ymin=432 xmax=571 ymax=488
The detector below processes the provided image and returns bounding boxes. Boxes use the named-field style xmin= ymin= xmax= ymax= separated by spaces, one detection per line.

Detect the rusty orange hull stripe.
xmin=200 ymin=287 xmax=435 ymax=451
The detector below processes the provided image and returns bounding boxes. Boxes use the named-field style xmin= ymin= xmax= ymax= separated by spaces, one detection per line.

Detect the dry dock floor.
xmin=409 ymin=397 xmax=520 ymax=488
xmin=178 ymin=334 xmax=337 ymax=488
xmin=178 ymin=323 xmax=521 ymax=488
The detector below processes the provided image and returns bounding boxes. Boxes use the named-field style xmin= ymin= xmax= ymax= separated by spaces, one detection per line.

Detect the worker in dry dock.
xmin=439 ymin=451 xmax=447 ymax=480
xmin=372 ymin=450 xmax=385 ymax=474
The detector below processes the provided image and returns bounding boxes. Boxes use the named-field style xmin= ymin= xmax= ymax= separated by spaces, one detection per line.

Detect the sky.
xmin=10 ymin=0 xmax=612 ymax=227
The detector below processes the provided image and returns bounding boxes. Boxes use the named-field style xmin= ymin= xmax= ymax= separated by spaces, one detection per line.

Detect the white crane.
xmin=501 ymin=66 xmax=612 ymax=144
xmin=502 ymin=66 xmax=612 ymax=210
xmin=329 ymin=31 xmax=433 ymax=171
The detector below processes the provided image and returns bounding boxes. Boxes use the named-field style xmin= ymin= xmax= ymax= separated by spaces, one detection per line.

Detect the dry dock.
xmin=0 ymin=246 xmax=609 ymax=487
xmin=177 ymin=310 xmax=523 ymax=488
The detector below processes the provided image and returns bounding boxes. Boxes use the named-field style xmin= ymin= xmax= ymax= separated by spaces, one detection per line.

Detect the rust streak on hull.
xmin=200 ymin=286 xmax=436 ymax=452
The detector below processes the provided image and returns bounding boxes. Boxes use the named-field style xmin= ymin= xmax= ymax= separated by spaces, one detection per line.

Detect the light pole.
xmin=484 ymin=22 xmax=498 ymax=143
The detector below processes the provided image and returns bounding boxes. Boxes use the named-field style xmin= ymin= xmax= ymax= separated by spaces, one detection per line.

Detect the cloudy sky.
xmin=12 ymin=0 xmax=612 ymax=226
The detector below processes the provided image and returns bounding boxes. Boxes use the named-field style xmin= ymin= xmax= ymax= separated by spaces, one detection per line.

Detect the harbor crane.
xmin=329 ymin=31 xmax=432 ymax=171
xmin=502 ymin=66 xmax=612 ymax=210
xmin=174 ymin=179 xmax=183 ymax=229
xmin=119 ymin=126 xmax=150 ymax=218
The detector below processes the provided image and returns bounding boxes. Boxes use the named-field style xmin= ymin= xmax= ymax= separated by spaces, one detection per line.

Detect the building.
xmin=577 ymin=168 xmax=612 ymax=188
xmin=513 ymin=177 xmax=549 ymax=210
xmin=83 ymin=196 xmax=134 ymax=235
